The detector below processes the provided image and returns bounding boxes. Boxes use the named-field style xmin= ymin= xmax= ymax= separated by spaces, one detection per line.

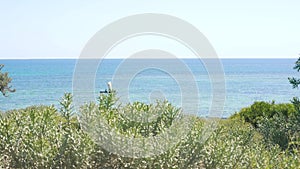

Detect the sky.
xmin=0 ymin=0 xmax=300 ymax=59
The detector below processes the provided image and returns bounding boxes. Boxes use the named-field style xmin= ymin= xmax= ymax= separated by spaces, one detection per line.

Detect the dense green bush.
xmin=232 ymin=101 xmax=300 ymax=150
xmin=0 ymin=102 xmax=94 ymax=168
xmin=258 ymin=113 xmax=300 ymax=150
xmin=231 ymin=101 xmax=296 ymax=127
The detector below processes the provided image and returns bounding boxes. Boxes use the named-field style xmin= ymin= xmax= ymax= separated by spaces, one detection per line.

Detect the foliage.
xmin=0 ymin=93 xmax=299 ymax=168
xmin=258 ymin=113 xmax=300 ymax=150
xmin=232 ymin=101 xmax=300 ymax=150
xmin=288 ymin=57 xmax=300 ymax=89
xmin=0 ymin=95 xmax=94 ymax=168
xmin=288 ymin=57 xmax=300 ymax=117
xmin=0 ymin=64 xmax=16 ymax=96
xmin=231 ymin=101 xmax=296 ymax=127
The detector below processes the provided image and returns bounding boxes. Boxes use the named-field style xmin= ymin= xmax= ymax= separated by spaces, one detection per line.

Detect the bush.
xmin=232 ymin=101 xmax=300 ymax=150
xmin=258 ymin=113 xmax=299 ymax=150
xmin=0 ymin=96 xmax=94 ymax=168
xmin=232 ymin=101 xmax=296 ymax=127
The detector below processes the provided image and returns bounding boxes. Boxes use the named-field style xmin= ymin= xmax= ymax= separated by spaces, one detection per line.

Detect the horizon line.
xmin=0 ymin=57 xmax=299 ymax=60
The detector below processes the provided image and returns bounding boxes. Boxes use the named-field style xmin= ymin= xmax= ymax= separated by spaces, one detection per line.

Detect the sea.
xmin=0 ymin=59 xmax=299 ymax=118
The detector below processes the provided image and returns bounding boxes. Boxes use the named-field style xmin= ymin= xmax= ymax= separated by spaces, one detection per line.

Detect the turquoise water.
xmin=0 ymin=59 xmax=298 ymax=117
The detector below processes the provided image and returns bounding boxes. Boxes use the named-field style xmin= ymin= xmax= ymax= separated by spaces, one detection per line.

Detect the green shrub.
xmin=232 ymin=101 xmax=300 ymax=150
xmin=258 ymin=113 xmax=299 ymax=150
xmin=232 ymin=101 xmax=296 ymax=127
xmin=0 ymin=95 xmax=94 ymax=168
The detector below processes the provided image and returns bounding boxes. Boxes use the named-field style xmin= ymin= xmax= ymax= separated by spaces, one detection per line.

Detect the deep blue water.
xmin=0 ymin=59 xmax=298 ymax=117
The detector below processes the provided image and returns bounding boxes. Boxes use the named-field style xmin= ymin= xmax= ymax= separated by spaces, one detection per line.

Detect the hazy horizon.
xmin=0 ymin=57 xmax=298 ymax=60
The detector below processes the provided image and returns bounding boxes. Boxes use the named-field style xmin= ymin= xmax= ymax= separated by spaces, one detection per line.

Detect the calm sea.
xmin=0 ymin=59 xmax=298 ymax=117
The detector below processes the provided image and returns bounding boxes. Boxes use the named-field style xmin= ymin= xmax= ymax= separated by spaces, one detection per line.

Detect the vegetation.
xmin=0 ymin=64 xmax=15 ymax=96
xmin=0 ymin=92 xmax=299 ymax=168
xmin=231 ymin=101 xmax=299 ymax=150
xmin=289 ymin=56 xmax=300 ymax=119
xmin=288 ymin=57 xmax=300 ymax=89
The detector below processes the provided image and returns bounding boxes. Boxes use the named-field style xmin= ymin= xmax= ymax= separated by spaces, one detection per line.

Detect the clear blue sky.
xmin=0 ymin=0 xmax=300 ymax=59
